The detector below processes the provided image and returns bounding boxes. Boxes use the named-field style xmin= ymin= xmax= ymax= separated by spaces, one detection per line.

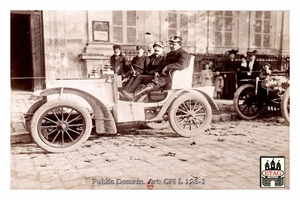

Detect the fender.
xmin=193 ymin=88 xmax=219 ymax=110
xmin=148 ymin=89 xmax=218 ymax=122
xmin=40 ymin=87 xmax=117 ymax=134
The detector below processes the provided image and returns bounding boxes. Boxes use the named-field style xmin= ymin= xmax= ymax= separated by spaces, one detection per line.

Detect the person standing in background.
xmin=246 ymin=50 xmax=260 ymax=79
xmin=200 ymin=61 xmax=213 ymax=87
xmin=221 ymin=49 xmax=238 ymax=99
xmin=109 ymin=44 xmax=129 ymax=78
xmin=236 ymin=54 xmax=249 ymax=88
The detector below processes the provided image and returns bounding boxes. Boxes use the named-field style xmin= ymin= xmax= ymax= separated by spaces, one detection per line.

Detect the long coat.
xmin=146 ymin=53 xmax=165 ymax=74
xmin=221 ymin=59 xmax=237 ymax=99
xmin=151 ymin=47 xmax=190 ymax=89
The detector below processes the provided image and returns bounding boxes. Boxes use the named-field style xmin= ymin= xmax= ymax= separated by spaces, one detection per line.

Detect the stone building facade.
xmin=11 ymin=10 xmax=289 ymax=91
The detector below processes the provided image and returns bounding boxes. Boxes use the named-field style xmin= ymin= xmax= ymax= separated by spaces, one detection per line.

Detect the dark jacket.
xmin=236 ymin=63 xmax=249 ymax=81
xmin=246 ymin=60 xmax=260 ymax=78
xmin=146 ymin=53 xmax=165 ymax=74
xmin=163 ymin=47 xmax=190 ymax=73
xmin=109 ymin=53 xmax=128 ymax=76
xmin=222 ymin=59 xmax=237 ymax=72
xmin=131 ymin=55 xmax=150 ymax=70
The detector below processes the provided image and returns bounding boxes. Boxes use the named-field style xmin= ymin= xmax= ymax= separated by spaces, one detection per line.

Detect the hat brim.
xmin=228 ymin=50 xmax=238 ymax=55
xmin=247 ymin=50 xmax=257 ymax=56
xmin=153 ymin=44 xmax=163 ymax=48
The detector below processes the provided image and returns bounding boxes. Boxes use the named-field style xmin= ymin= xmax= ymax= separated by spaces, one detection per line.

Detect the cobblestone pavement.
xmin=10 ymin=117 xmax=289 ymax=190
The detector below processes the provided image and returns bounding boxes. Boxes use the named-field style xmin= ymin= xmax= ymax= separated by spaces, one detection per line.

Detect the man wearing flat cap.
xmin=221 ymin=49 xmax=239 ymax=99
xmin=120 ymin=36 xmax=190 ymax=101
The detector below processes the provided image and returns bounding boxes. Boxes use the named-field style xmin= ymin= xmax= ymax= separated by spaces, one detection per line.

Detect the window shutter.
xmin=113 ymin=11 xmax=123 ymax=25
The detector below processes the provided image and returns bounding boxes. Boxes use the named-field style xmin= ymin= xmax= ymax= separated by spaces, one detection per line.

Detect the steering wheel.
xmin=131 ymin=64 xmax=150 ymax=74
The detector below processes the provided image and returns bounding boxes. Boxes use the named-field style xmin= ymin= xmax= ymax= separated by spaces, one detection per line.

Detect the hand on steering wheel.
xmin=131 ymin=64 xmax=150 ymax=74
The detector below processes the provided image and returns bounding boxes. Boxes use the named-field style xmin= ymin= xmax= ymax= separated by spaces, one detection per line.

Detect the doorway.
xmin=10 ymin=11 xmax=45 ymax=92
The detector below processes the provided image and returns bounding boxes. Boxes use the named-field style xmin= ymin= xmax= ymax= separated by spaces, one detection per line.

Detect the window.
xmin=112 ymin=10 xmax=137 ymax=44
xmin=214 ymin=11 xmax=233 ymax=47
xmin=168 ymin=11 xmax=189 ymax=45
xmin=254 ymin=11 xmax=271 ymax=48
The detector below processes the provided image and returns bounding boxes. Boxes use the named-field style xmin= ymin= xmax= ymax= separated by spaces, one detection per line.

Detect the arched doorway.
xmin=10 ymin=10 xmax=45 ymax=91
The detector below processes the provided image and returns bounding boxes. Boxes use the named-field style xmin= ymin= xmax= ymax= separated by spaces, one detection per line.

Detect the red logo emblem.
xmin=146 ymin=179 xmax=154 ymax=190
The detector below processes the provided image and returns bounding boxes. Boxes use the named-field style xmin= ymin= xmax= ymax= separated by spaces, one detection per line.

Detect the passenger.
xmin=259 ymin=63 xmax=272 ymax=80
xmin=109 ymin=44 xmax=129 ymax=77
xmin=147 ymin=44 xmax=155 ymax=56
xmin=131 ymin=45 xmax=150 ymax=69
xmin=123 ymin=46 xmax=150 ymax=90
xmin=119 ymin=36 xmax=190 ymax=102
xmin=124 ymin=41 xmax=165 ymax=93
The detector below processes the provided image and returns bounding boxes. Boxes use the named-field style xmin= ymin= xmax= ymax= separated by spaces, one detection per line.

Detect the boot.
xmin=120 ymin=84 xmax=155 ymax=102
xmin=132 ymin=83 xmax=155 ymax=102
xmin=119 ymin=91 xmax=134 ymax=101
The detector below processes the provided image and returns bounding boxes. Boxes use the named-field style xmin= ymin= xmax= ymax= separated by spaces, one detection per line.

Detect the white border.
xmin=2 ymin=0 xmax=299 ymax=199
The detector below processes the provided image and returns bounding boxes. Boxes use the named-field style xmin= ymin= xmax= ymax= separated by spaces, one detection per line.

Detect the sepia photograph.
xmin=6 ymin=1 xmax=297 ymax=197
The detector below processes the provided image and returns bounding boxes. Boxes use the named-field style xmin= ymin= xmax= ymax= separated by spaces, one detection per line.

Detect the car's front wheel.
xmin=30 ymin=99 xmax=93 ymax=153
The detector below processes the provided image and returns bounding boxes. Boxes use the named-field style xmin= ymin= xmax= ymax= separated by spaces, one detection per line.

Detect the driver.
xmin=122 ymin=45 xmax=150 ymax=90
xmin=120 ymin=36 xmax=190 ymax=101
xmin=123 ymin=41 xmax=166 ymax=93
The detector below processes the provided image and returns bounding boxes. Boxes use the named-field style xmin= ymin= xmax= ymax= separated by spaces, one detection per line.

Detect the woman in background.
xmin=236 ymin=54 xmax=249 ymax=88
xmin=200 ymin=61 xmax=213 ymax=86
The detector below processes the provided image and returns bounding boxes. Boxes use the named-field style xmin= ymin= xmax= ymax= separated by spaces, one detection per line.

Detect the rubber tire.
xmin=280 ymin=87 xmax=290 ymax=124
xmin=168 ymin=92 xmax=212 ymax=137
xmin=25 ymin=99 xmax=46 ymax=132
xmin=145 ymin=120 xmax=169 ymax=129
xmin=30 ymin=99 xmax=93 ymax=153
xmin=233 ymin=84 xmax=262 ymax=120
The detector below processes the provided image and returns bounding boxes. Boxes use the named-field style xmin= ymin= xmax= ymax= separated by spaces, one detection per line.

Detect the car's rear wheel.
xmin=168 ymin=93 xmax=212 ymax=137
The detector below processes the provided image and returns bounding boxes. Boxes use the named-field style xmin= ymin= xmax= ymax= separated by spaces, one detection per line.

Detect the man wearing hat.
xmin=120 ymin=36 xmax=190 ymax=101
xmin=246 ymin=50 xmax=260 ymax=79
xmin=124 ymin=41 xmax=166 ymax=93
xmin=110 ymin=44 xmax=129 ymax=76
xmin=221 ymin=49 xmax=239 ymax=99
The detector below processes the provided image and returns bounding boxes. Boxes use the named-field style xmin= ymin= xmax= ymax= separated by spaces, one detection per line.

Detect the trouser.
xmin=126 ymin=74 xmax=154 ymax=93
xmin=151 ymin=74 xmax=171 ymax=89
